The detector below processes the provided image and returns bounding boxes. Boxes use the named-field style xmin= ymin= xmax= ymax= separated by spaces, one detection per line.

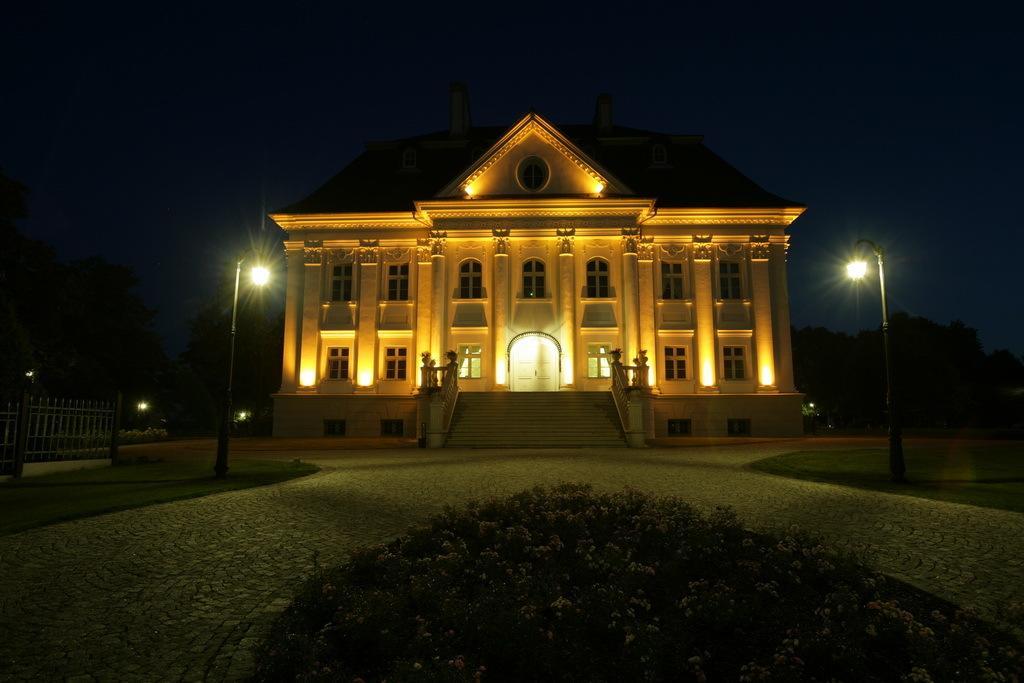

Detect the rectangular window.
xmin=664 ymin=346 xmax=687 ymax=380
xmin=387 ymin=264 xmax=409 ymax=301
xmin=587 ymin=344 xmax=612 ymax=379
xmin=727 ymin=418 xmax=751 ymax=436
xmin=381 ymin=419 xmax=405 ymax=436
xmin=667 ymin=419 xmax=691 ymax=435
xmin=326 ymin=347 xmax=350 ymax=380
xmin=719 ymin=261 xmax=742 ymax=300
xmin=330 ymin=264 xmax=354 ymax=302
xmin=323 ymin=419 xmax=346 ymax=436
xmin=660 ymin=262 xmax=685 ymax=299
xmin=458 ymin=344 xmax=482 ymax=379
xmin=723 ymin=346 xmax=746 ymax=380
xmin=385 ymin=347 xmax=407 ymax=380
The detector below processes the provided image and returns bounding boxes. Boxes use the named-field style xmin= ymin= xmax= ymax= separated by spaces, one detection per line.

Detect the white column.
xmin=355 ymin=244 xmax=379 ymax=387
xmin=770 ymin=240 xmax=796 ymax=392
xmin=637 ymin=239 xmax=656 ymax=389
xmin=750 ymin=239 xmax=777 ymax=390
xmin=429 ymin=231 xmax=447 ymax=359
xmin=280 ymin=247 xmax=304 ymax=392
xmin=298 ymin=243 xmax=323 ymax=389
xmin=620 ymin=229 xmax=640 ymax=366
xmin=492 ymin=230 xmax=510 ymax=388
xmin=557 ymin=230 xmax=576 ymax=387
xmin=415 ymin=241 xmax=433 ymax=386
xmin=693 ymin=239 xmax=718 ymax=390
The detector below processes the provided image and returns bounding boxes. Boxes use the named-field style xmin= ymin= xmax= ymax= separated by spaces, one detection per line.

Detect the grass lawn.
xmin=0 ymin=458 xmax=318 ymax=536
xmin=751 ymin=444 xmax=1024 ymax=514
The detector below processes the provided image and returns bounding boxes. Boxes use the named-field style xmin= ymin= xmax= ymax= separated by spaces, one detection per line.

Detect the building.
xmin=271 ymin=85 xmax=805 ymax=443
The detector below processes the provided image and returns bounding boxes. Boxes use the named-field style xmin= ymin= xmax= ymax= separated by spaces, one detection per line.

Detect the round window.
xmin=517 ymin=156 xmax=549 ymax=191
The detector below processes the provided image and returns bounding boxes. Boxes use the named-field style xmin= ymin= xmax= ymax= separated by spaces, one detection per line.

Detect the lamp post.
xmin=214 ymin=259 xmax=270 ymax=479
xmin=846 ymin=239 xmax=905 ymax=483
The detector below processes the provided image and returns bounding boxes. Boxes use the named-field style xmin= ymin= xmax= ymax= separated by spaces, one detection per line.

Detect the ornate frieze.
xmin=429 ymin=230 xmax=447 ymax=256
xmin=303 ymin=239 xmax=323 ymax=264
xmin=358 ymin=239 xmax=379 ymax=264
xmin=717 ymin=243 xmax=744 ymax=257
xmin=556 ymin=227 xmax=575 ymax=255
xmin=492 ymin=228 xmax=510 ymax=255
xmin=382 ymin=247 xmax=411 ymax=262
xmin=660 ymin=244 xmax=687 ymax=258
xmin=326 ymin=248 xmax=356 ymax=264
xmin=693 ymin=236 xmax=714 ymax=261
xmin=750 ymin=236 xmax=771 ymax=261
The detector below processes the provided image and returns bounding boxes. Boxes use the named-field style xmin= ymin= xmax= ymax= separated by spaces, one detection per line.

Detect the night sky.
xmin=5 ymin=5 xmax=1022 ymax=355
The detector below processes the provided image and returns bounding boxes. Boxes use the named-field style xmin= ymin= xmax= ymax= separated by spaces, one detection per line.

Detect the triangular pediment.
xmin=437 ymin=113 xmax=632 ymax=199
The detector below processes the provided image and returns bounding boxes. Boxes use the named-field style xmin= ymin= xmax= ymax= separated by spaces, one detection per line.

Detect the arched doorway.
xmin=508 ymin=332 xmax=560 ymax=392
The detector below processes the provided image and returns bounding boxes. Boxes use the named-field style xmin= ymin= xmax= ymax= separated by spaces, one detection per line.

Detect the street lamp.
xmin=846 ymin=239 xmax=905 ymax=483
xmin=214 ymin=257 xmax=270 ymax=478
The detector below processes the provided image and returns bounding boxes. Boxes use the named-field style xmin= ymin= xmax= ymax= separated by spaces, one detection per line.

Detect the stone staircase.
xmin=444 ymin=391 xmax=626 ymax=448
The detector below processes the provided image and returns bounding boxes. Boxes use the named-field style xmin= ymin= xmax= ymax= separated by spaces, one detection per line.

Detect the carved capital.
xmin=358 ymin=239 xmax=379 ymax=265
xmin=621 ymin=227 xmax=640 ymax=255
xmin=637 ymin=237 xmax=655 ymax=262
xmin=556 ymin=227 xmax=575 ymax=254
xmin=416 ymin=239 xmax=432 ymax=263
xmin=750 ymin=236 xmax=771 ymax=261
xmin=492 ymin=228 xmax=510 ymax=255
xmin=693 ymin=236 xmax=714 ymax=261
xmin=429 ymin=230 xmax=447 ymax=256
xmin=303 ymin=239 xmax=323 ymax=265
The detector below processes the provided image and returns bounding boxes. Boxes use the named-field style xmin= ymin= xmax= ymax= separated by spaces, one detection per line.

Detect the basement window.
xmin=727 ymin=418 xmax=751 ymax=436
xmin=381 ymin=419 xmax=405 ymax=437
xmin=667 ymin=419 xmax=691 ymax=436
xmin=324 ymin=419 xmax=346 ymax=436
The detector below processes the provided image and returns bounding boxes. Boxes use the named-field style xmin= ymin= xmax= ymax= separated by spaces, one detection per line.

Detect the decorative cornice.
xmin=641 ymin=207 xmax=805 ymax=226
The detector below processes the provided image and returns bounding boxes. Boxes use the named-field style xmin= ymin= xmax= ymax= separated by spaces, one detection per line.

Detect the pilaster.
xmin=492 ymin=229 xmax=510 ymax=388
xmin=750 ymin=238 xmax=777 ymax=391
xmin=298 ymin=241 xmax=323 ymax=389
xmin=693 ymin=237 xmax=718 ymax=391
xmin=769 ymin=241 xmax=796 ymax=392
xmin=620 ymin=228 xmax=641 ymax=369
xmin=415 ymin=240 xmax=433 ymax=387
xmin=557 ymin=228 xmax=576 ymax=387
xmin=429 ymin=231 xmax=447 ymax=360
xmin=636 ymin=238 xmax=656 ymax=389
xmin=356 ymin=241 xmax=379 ymax=387
xmin=280 ymin=247 xmax=304 ymax=392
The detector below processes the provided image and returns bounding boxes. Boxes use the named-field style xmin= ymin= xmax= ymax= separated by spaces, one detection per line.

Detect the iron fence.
xmin=1 ymin=394 xmax=121 ymax=476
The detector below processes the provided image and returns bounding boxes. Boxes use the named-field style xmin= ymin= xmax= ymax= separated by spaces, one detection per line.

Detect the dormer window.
xmin=517 ymin=156 xmax=549 ymax=191
xmin=402 ymin=148 xmax=417 ymax=169
xmin=652 ymin=144 xmax=667 ymax=165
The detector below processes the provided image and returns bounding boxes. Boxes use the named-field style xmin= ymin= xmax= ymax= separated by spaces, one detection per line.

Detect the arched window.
xmin=459 ymin=259 xmax=483 ymax=298
xmin=402 ymin=148 xmax=417 ymax=169
xmin=585 ymin=258 xmax=610 ymax=298
xmin=522 ymin=259 xmax=545 ymax=298
xmin=651 ymin=144 xmax=667 ymax=165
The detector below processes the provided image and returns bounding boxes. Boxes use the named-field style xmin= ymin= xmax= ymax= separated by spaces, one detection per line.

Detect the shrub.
xmin=117 ymin=427 xmax=169 ymax=445
xmin=255 ymin=484 xmax=1023 ymax=681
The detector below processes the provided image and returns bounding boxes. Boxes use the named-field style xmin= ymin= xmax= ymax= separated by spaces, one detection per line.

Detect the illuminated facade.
xmin=272 ymin=87 xmax=804 ymax=440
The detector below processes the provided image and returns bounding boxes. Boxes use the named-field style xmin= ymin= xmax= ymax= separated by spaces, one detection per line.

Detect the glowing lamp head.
xmin=251 ymin=265 xmax=270 ymax=286
xmin=357 ymin=370 xmax=374 ymax=387
xmin=137 ymin=401 xmax=149 ymax=412
xmin=25 ymin=369 xmax=35 ymax=378
xmin=846 ymin=260 xmax=868 ymax=280
xmin=463 ymin=183 xmax=475 ymax=197
xmin=235 ymin=410 xmax=250 ymax=421
xmin=593 ymin=181 xmax=605 ymax=194
xmin=299 ymin=369 xmax=316 ymax=387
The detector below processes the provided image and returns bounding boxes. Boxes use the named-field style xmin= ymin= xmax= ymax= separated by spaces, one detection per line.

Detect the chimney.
xmin=594 ymin=93 xmax=613 ymax=134
xmin=449 ymin=82 xmax=471 ymax=138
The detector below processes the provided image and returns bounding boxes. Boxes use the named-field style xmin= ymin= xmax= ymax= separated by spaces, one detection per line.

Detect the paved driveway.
xmin=1 ymin=440 xmax=1022 ymax=681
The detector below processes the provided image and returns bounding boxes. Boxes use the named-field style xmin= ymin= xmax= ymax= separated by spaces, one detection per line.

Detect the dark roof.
xmin=277 ymin=123 xmax=802 ymax=214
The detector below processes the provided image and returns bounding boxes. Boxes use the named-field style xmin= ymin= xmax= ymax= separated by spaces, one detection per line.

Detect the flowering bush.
xmin=256 ymin=485 xmax=1022 ymax=681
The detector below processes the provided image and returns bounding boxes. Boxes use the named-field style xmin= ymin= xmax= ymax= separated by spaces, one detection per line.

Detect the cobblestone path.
xmin=1 ymin=442 xmax=1022 ymax=680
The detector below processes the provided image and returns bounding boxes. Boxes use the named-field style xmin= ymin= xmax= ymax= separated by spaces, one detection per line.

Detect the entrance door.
xmin=510 ymin=335 xmax=559 ymax=392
